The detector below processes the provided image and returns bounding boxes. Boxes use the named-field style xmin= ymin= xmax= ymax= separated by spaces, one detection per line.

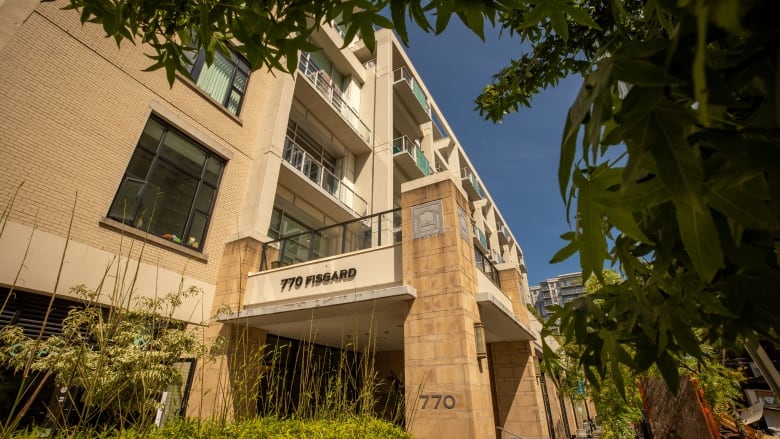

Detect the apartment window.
xmin=108 ymin=117 xmax=225 ymax=250
xmin=286 ymin=122 xmax=338 ymax=173
xmin=302 ymin=51 xmax=346 ymax=94
xmin=268 ymin=208 xmax=310 ymax=240
xmin=189 ymin=48 xmax=250 ymax=116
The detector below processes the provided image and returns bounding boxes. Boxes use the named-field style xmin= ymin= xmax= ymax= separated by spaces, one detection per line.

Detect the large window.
xmin=108 ymin=117 xmax=225 ymax=251
xmin=268 ymin=208 xmax=310 ymax=240
xmin=189 ymin=49 xmax=250 ymax=116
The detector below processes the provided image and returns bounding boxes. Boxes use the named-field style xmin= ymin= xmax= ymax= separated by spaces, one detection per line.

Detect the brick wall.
xmin=0 ymin=1 xmax=272 ymax=288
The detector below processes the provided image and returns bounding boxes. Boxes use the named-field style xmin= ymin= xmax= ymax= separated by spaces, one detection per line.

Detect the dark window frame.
xmin=108 ymin=116 xmax=225 ymax=252
xmin=189 ymin=48 xmax=250 ymax=116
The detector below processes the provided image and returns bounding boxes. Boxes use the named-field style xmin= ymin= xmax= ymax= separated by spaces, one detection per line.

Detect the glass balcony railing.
xmin=499 ymin=224 xmax=511 ymax=242
xmin=473 ymin=225 xmax=488 ymax=249
xmin=392 ymin=136 xmax=433 ymax=176
xmin=283 ymin=136 xmax=368 ymax=216
xmin=461 ymin=167 xmax=484 ymax=199
xmin=260 ymin=208 xmax=401 ymax=269
xmin=298 ymin=55 xmax=370 ymax=142
xmin=393 ymin=67 xmax=430 ymax=114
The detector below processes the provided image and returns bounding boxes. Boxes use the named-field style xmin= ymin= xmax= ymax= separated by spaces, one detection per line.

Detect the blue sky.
xmin=399 ymin=20 xmax=583 ymax=286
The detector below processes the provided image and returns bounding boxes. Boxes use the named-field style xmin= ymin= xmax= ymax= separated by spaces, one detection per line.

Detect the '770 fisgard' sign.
xmin=280 ymin=268 xmax=357 ymax=291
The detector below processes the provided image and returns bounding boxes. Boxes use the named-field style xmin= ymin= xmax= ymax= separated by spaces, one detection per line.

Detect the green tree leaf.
xmin=573 ymin=169 xmax=608 ymax=283
xmin=675 ymin=203 xmax=723 ymax=282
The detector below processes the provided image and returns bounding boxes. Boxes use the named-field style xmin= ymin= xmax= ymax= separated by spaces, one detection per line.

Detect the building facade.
xmin=0 ymin=1 xmax=579 ymax=437
xmin=530 ymin=273 xmax=584 ymax=321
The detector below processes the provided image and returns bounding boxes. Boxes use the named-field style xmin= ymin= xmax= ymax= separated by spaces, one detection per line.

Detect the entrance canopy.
xmin=218 ymin=285 xmax=416 ymax=351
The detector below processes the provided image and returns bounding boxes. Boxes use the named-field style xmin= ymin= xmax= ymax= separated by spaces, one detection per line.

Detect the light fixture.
xmin=474 ymin=322 xmax=487 ymax=359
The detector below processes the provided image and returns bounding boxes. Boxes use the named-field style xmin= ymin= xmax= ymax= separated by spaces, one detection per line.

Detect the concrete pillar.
xmin=370 ymin=31 xmax=395 ymax=215
xmin=401 ymin=176 xmax=496 ymax=438
xmin=238 ymin=73 xmax=295 ymax=241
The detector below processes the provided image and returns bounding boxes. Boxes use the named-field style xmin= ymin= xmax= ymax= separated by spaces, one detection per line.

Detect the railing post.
xmin=371 ymin=213 xmax=385 ymax=245
xmin=341 ymin=223 xmax=347 ymax=254
xmin=308 ymin=231 xmax=315 ymax=261
xmin=279 ymin=238 xmax=287 ymax=268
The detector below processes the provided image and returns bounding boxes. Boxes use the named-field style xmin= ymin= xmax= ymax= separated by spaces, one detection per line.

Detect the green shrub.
xmin=6 ymin=417 xmax=411 ymax=439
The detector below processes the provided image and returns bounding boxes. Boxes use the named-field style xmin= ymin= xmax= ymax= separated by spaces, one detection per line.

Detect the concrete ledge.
xmin=217 ymin=285 xmax=416 ymax=351
xmin=220 ymin=285 xmax=415 ymax=321
xmin=476 ymin=291 xmax=535 ymax=342
xmin=99 ymin=217 xmax=209 ymax=262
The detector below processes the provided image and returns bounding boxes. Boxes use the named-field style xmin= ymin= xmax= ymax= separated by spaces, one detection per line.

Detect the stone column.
xmin=187 ymin=237 xmax=267 ymax=420
xmin=401 ymin=176 xmax=496 ymax=438
xmin=497 ymin=265 xmax=531 ymax=328
xmin=544 ymin=373 xmax=574 ymax=439
xmin=489 ymin=341 xmax=547 ymax=438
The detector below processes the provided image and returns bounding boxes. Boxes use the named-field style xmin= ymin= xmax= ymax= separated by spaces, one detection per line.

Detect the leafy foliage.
xmin=546 ymin=271 xmax=743 ymax=436
xmin=49 ymin=0 xmax=527 ymax=85
xmin=546 ymin=271 xmax=644 ymax=437
xmin=681 ymin=345 xmax=743 ymax=416
xmin=7 ymin=415 xmax=412 ymax=439
xmin=490 ymin=0 xmax=780 ymax=391
xmin=0 ymin=285 xmax=205 ymax=430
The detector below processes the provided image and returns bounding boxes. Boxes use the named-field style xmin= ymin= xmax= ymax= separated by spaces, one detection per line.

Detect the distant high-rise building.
xmin=530 ymin=272 xmax=585 ymax=320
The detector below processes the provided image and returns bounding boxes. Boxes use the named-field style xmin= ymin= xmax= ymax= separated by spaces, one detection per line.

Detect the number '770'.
xmin=419 ymin=394 xmax=456 ymax=409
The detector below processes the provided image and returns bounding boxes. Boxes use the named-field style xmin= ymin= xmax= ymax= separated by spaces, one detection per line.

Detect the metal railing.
xmin=283 ymin=136 xmax=368 ymax=216
xmin=297 ymin=55 xmax=371 ymax=142
xmin=260 ymin=209 xmax=402 ymax=270
xmin=475 ymin=246 xmax=501 ymax=288
xmin=393 ymin=67 xmax=430 ymax=114
xmin=392 ymin=135 xmax=433 ymax=176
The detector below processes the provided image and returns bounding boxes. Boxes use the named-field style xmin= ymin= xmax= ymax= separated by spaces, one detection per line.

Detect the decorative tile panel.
xmin=458 ymin=205 xmax=469 ymax=242
xmin=411 ymin=200 xmax=445 ymax=239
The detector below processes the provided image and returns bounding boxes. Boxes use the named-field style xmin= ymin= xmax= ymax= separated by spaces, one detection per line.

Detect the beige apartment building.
xmin=0 ymin=1 xmax=579 ymax=437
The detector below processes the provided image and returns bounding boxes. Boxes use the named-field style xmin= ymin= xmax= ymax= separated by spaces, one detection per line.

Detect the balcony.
xmin=296 ymin=56 xmax=371 ymax=154
xmin=393 ymin=67 xmax=431 ymax=124
xmin=392 ymin=136 xmax=433 ymax=178
xmin=282 ymin=136 xmax=368 ymax=217
xmin=489 ymin=248 xmax=504 ymax=264
xmin=260 ymin=208 xmax=401 ymax=269
xmin=497 ymin=223 xmax=511 ymax=245
xmin=461 ymin=167 xmax=484 ymax=200
xmin=473 ymin=225 xmax=488 ymax=252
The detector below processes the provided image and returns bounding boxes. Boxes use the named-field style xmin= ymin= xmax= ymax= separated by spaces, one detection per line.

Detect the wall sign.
xmin=280 ymin=268 xmax=357 ymax=291
xmin=419 ymin=393 xmax=456 ymax=409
